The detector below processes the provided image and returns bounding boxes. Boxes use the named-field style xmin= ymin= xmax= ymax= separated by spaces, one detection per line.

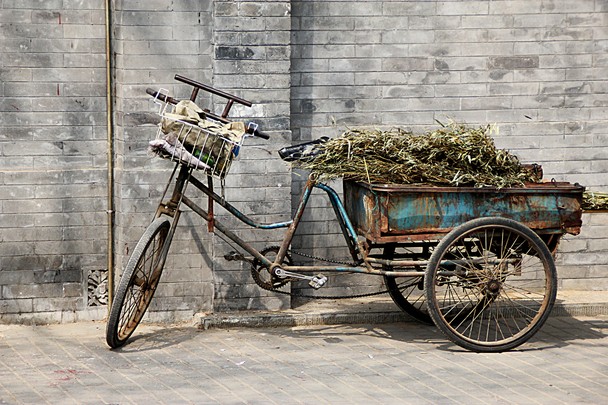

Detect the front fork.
xmin=155 ymin=164 xmax=190 ymax=220
xmin=151 ymin=164 xmax=189 ymax=276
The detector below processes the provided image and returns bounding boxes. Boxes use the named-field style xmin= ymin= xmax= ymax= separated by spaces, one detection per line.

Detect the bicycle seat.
xmin=278 ymin=137 xmax=329 ymax=162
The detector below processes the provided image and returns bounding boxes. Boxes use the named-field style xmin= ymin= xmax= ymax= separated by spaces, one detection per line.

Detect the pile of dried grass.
xmin=297 ymin=123 xmax=541 ymax=188
xmin=582 ymin=192 xmax=608 ymax=210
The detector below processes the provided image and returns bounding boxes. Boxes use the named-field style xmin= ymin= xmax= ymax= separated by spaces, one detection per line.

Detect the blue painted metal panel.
xmin=343 ymin=180 xmax=584 ymax=243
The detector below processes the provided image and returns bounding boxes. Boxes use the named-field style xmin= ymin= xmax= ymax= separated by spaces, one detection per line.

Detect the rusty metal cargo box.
xmin=343 ymin=180 xmax=584 ymax=243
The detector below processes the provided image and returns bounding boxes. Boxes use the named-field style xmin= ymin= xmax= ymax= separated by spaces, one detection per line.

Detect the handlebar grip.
xmin=146 ymin=88 xmax=179 ymax=105
xmin=246 ymin=122 xmax=270 ymax=140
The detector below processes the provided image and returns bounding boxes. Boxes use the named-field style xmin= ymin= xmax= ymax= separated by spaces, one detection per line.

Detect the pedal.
xmin=309 ymin=274 xmax=327 ymax=290
xmin=224 ymin=251 xmax=244 ymax=261
xmin=274 ymin=268 xmax=328 ymax=289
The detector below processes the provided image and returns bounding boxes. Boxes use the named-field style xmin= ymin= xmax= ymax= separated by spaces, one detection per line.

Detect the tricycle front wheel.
xmin=106 ymin=218 xmax=171 ymax=349
xmin=425 ymin=217 xmax=557 ymax=353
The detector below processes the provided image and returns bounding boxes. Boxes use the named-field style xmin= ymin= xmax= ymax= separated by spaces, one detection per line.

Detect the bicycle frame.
xmin=153 ymin=164 xmax=428 ymax=279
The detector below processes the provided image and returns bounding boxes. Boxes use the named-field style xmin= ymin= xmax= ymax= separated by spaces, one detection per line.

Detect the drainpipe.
xmin=105 ymin=0 xmax=115 ymax=311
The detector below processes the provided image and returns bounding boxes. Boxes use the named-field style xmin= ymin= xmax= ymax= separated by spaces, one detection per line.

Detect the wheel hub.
xmin=485 ymin=279 xmax=502 ymax=297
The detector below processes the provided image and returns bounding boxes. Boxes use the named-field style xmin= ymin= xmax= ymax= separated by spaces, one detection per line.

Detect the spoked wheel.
xmin=106 ymin=218 xmax=171 ymax=349
xmin=383 ymin=243 xmax=433 ymax=325
xmin=425 ymin=217 xmax=557 ymax=353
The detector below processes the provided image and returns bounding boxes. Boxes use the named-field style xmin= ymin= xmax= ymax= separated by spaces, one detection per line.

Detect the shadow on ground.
xmin=114 ymin=313 xmax=607 ymax=354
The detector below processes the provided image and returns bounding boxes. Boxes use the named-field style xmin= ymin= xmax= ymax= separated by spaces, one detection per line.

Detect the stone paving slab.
xmin=1 ymin=314 xmax=608 ymax=404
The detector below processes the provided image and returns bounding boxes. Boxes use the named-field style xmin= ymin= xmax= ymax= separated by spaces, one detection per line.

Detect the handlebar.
xmin=146 ymin=87 xmax=179 ymax=104
xmin=146 ymin=87 xmax=270 ymax=140
xmin=245 ymin=122 xmax=270 ymax=140
xmin=174 ymin=74 xmax=253 ymax=108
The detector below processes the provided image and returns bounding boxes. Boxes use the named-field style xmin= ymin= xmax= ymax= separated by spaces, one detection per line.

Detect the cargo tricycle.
xmin=106 ymin=75 xmax=584 ymax=352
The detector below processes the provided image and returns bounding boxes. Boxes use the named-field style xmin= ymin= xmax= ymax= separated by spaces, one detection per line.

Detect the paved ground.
xmin=1 ymin=311 xmax=607 ymax=404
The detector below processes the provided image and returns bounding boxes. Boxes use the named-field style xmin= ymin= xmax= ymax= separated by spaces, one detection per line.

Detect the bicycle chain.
xmin=216 ymin=228 xmax=392 ymax=300
xmin=289 ymin=248 xmax=357 ymax=266
xmin=253 ymin=246 xmax=391 ymax=300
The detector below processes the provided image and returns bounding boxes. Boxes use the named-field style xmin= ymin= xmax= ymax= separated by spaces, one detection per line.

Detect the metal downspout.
xmin=105 ymin=0 xmax=115 ymax=311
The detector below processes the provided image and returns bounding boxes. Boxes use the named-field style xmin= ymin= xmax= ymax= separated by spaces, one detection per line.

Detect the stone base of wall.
xmin=0 ymin=307 xmax=107 ymax=325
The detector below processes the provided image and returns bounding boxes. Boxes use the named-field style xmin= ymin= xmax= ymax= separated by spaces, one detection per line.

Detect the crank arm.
xmin=274 ymin=268 xmax=328 ymax=289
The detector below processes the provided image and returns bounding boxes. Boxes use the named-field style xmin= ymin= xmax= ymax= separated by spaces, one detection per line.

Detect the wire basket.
xmin=148 ymin=93 xmax=245 ymax=179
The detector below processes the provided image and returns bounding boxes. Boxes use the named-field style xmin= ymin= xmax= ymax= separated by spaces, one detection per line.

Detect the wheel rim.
xmin=428 ymin=223 xmax=555 ymax=349
xmin=117 ymin=225 xmax=168 ymax=341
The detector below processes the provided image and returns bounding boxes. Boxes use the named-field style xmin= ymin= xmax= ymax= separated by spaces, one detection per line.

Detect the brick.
xmin=489 ymin=82 xmax=540 ymax=96
xmin=489 ymin=56 xmax=540 ymax=70
xmin=462 ymin=15 xmax=513 ymax=29
xmin=489 ymin=0 xmax=543 ymax=14
xmin=215 ymin=46 xmax=260 ymax=60
xmin=1 ymin=22 xmax=63 ymax=38
xmin=435 ymin=83 xmax=486 ymax=97
xmin=33 ymin=296 xmax=83 ymax=312
xmin=214 ymin=2 xmax=238 ymax=16
xmin=2 ymin=283 xmax=63 ymax=300
xmin=29 ymin=9 xmax=60 ymax=23
xmin=437 ymin=1 xmax=489 ymax=15
xmin=544 ymin=0 xmax=596 ymax=13
xmin=0 ymin=9 xmax=31 ymax=22
xmin=0 ymin=298 xmax=33 ymax=314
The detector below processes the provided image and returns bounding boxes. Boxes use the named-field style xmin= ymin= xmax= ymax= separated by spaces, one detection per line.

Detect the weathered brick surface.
xmin=111 ymin=0 xmax=216 ymax=321
xmin=1 ymin=0 xmax=606 ymax=323
xmin=1 ymin=1 xmax=107 ymax=322
xmin=111 ymin=0 xmax=292 ymax=318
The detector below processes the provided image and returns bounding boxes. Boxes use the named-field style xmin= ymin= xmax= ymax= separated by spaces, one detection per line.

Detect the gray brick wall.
xmin=1 ymin=1 xmax=108 ymax=322
xmin=112 ymin=0 xmax=292 ymax=320
xmin=210 ymin=0 xmax=292 ymax=312
xmin=1 ymin=0 xmax=607 ymax=324
xmin=111 ymin=0 xmax=217 ymax=322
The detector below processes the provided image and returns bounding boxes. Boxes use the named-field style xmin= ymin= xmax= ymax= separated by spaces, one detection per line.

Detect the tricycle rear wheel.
xmin=383 ymin=243 xmax=433 ymax=325
xmin=425 ymin=217 xmax=557 ymax=352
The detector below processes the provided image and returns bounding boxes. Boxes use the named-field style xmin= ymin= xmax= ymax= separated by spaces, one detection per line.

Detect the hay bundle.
xmin=297 ymin=123 xmax=541 ymax=188
xmin=582 ymin=192 xmax=608 ymax=210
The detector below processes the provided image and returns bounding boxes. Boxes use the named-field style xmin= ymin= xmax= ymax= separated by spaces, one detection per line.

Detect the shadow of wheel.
xmin=383 ymin=242 xmax=434 ymax=325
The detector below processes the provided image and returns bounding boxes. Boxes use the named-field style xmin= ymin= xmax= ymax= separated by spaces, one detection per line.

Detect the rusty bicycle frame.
xmin=146 ymin=75 xmax=430 ymax=285
xmin=155 ymin=165 xmax=429 ymax=284
xmin=149 ymin=75 xmax=584 ymax=286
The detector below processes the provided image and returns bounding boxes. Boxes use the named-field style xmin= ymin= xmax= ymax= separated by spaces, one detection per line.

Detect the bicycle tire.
xmin=383 ymin=244 xmax=433 ymax=325
xmin=106 ymin=218 xmax=171 ymax=349
xmin=425 ymin=217 xmax=557 ymax=353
